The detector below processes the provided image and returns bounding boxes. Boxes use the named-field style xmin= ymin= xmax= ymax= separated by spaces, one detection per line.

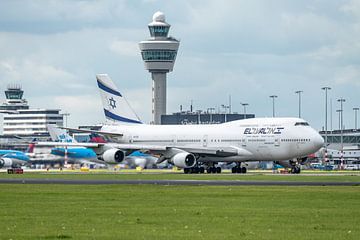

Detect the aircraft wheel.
xmin=194 ymin=167 xmax=200 ymax=174
xmin=199 ymin=167 xmax=205 ymax=174
xmin=206 ymin=168 xmax=211 ymax=174
xmin=211 ymin=167 xmax=216 ymax=173
xmin=231 ymin=167 xmax=236 ymax=173
xmin=216 ymin=167 xmax=221 ymax=173
xmin=291 ymin=167 xmax=297 ymax=174
xmin=296 ymin=167 xmax=301 ymax=174
xmin=241 ymin=167 xmax=247 ymax=174
xmin=236 ymin=167 xmax=242 ymax=173
xmin=184 ymin=168 xmax=190 ymax=174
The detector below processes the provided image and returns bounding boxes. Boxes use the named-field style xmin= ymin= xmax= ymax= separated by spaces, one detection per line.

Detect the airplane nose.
xmin=313 ymin=133 xmax=324 ymax=150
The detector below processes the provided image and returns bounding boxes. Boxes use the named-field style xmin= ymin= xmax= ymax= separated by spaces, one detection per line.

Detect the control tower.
xmin=0 ymin=84 xmax=29 ymax=113
xmin=139 ymin=11 xmax=180 ymax=124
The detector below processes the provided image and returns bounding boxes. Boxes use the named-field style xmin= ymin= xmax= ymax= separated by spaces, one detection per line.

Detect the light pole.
xmin=337 ymin=97 xmax=345 ymax=169
xmin=321 ymin=87 xmax=331 ymax=148
xmin=269 ymin=95 xmax=278 ymax=117
xmin=330 ymin=98 xmax=333 ymax=131
xmin=221 ymin=104 xmax=230 ymax=122
xmin=353 ymin=107 xmax=359 ymax=129
xmin=241 ymin=103 xmax=249 ymax=119
xmin=207 ymin=107 xmax=215 ymax=124
xmin=196 ymin=110 xmax=202 ymax=124
xmin=62 ymin=112 xmax=70 ymax=127
xmin=295 ymin=90 xmax=303 ymax=118
xmin=336 ymin=109 xmax=341 ymax=130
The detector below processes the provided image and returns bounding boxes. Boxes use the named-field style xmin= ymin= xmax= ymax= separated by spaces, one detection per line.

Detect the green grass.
xmin=0 ymin=184 xmax=359 ymax=239
xmin=1 ymin=171 xmax=360 ymax=182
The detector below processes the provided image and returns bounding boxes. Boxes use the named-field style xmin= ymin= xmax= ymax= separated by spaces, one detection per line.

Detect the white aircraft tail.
xmin=47 ymin=124 xmax=77 ymax=143
xmin=96 ymin=74 xmax=142 ymax=124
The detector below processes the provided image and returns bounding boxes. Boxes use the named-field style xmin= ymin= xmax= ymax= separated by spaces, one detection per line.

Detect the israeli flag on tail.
xmin=96 ymin=74 xmax=142 ymax=124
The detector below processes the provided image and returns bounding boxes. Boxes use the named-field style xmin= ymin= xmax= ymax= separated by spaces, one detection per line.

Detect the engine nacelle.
xmin=170 ymin=152 xmax=196 ymax=168
xmin=0 ymin=158 xmax=13 ymax=168
xmin=102 ymin=149 xmax=125 ymax=164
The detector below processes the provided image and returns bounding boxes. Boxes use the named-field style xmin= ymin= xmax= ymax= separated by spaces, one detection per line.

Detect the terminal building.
xmin=0 ymin=85 xmax=64 ymax=142
xmin=3 ymin=109 xmax=63 ymax=139
xmin=317 ymin=129 xmax=360 ymax=167
xmin=161 ymin=111 xmax=255 ymax=125
xmin=320 ymin=129 xmax=360 ymax=150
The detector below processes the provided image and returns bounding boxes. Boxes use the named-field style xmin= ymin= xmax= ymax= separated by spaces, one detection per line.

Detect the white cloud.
xmin=52 ymin=95 xmax=104 ymax=126
xmin=341 ymin=0 xmax=360 ymax=18
xmin=334 ymin=65 xmax=360 ymax=86
xmin=109 ymin=40 xmax=139 ymax=57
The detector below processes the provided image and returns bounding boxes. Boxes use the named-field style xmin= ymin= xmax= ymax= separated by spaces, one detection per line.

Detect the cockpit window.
xmin=295 ymin=122 xmax=309 ymax=126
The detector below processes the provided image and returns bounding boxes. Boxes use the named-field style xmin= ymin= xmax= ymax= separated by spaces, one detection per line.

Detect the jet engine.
xmin=170 ymin=152 xmax=196 ymax=168
xmin=0 ymin=158 xmax=13 ymax=168
xmin=102 ymin=149 xmax=125 ymax=164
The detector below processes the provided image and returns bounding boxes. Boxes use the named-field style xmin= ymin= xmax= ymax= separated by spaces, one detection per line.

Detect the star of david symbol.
xmin=109 ymin=97 xmax=116 ymax=109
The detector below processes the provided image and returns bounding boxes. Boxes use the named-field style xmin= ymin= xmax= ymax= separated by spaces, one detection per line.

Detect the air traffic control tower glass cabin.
xmin=0 ymin=85 xmax=29 ymax=113
xmin=139 ymin=11 xmax=180 ymax=124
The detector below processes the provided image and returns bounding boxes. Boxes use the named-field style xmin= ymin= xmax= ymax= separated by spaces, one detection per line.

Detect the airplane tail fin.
xmin=25 ymin=140 xmax=36 ymax=154
xmin=47 ymin=124 xmax=77 ymax=143
xmin=96 ymin=74 xmax=142 ymax=125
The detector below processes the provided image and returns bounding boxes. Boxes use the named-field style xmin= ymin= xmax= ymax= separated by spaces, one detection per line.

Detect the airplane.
xmin=38 ymin=74 xmax=324 ymax=174
xmin=47 ymin=124 xmax=157 ymax=169
xmin=47 ymin=124 xmax=98 ymax=159
xmin=0 ymin=144 xmax=33 ymax=168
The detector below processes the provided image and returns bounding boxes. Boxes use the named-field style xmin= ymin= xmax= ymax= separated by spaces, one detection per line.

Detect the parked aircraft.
xmin=39 ymin=74 xmax=324 ymax=174
xmin=0 ymin=144 xmax=33 ymax=168
xmin=47 ymin=124 xmax=157 ymax=169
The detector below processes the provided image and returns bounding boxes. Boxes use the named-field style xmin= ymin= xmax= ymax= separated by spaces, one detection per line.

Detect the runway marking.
xmin=0 ymin=179 xmax=359 ymax=186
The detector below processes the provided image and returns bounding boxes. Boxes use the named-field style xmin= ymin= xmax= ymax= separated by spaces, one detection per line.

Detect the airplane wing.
xmin=60 ymin=127 xmax=124 ymax=137
xmin=37 ymin=142 xmax=100 ymax=148
xmin=37 ymin=141 xmax=250 ymax=157
xmin=36 ymin=140 xmax=253 ymax=169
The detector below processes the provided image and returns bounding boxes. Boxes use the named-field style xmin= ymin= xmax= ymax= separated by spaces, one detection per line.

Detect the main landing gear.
xmin=206 ymin=166 xmax=222 ymax=174
xmin=290 ymin=165 xmax=301 ymax=174
xmin=183 ymin=163 xmax=221 ymax=174
xmin=183 ymin=166 xmax=205 ymax=174
xmin=231 ymin=163 xmax=247 ymax=174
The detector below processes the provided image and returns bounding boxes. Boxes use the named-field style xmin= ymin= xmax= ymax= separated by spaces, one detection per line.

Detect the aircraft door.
xmin=203 ymin=135 xmax=208 ymax=147
xmin=172 ymin=135 xmax=177 ymax=146
xmin=275 ymin=138 xmax=280 ymax=147
xmin=242 ymin=137 xmax=247 ymax=147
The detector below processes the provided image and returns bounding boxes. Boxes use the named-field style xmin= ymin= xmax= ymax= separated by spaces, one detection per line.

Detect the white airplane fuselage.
xmin=101 ymin=117 xmax=324 ymax=162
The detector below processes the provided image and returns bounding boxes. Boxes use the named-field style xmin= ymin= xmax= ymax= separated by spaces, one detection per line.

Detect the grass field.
xmin=0 ymin=171 xmax=360 ymax=182
xmin=0 ymin=184 xmax=359 ymax=240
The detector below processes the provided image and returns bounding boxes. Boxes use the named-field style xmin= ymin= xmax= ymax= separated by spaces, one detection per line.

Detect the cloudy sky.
xmin=0 ymin=0 xmax=359 ymax=131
